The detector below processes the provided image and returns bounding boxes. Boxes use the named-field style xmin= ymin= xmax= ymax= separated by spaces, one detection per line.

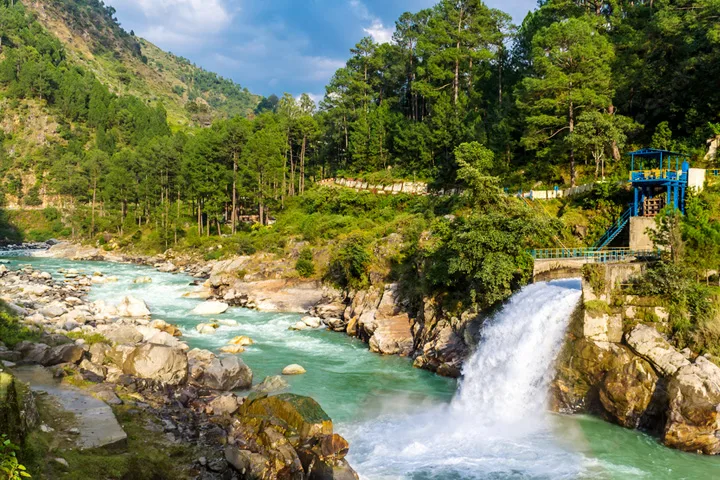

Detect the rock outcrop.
xmin=664 ymin=356 xmax=720 ymax=454
xmin=625 ymin=324 xmax=691 ymax=376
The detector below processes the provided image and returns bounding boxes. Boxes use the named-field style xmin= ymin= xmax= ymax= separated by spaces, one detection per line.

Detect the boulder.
xmin=45 ymin=344 xmax=84 ymax=366
xmin=103 ymin=326 xmax=143 ymax=345
xmin=196 ymin=323 xmax=219 ymax=335
xmin=133 ymin=276 xmax=153 ymax=284
xmin=664 ymin=356 xmax=720 ymax=454
xmin=115 ymin=296 xmax=151 ymax=318
xmin=192 ymin=301 xmax=229 ymax=316
xmin=599 ymin=356 xmax=658 ymax=428
xmin=224 ymin=447 xmax=270 ymax=479
xmin=252 ymin=375 xmax=289 ymax=394
xmin=228 ymin=336 xmax=253 ymax=347
xmin=301 ymin=316 xmax=322 ymax=328
xmin=149 ymin=319 xmax=182 ymax=337
xmin=194 ymin=355 xmax=252 ymax=391
xmin=40 ymin=303 xmax=67 ymax=318
xmin=207 ymin=393 xmax=241 ymax=416
xmin=123 ymin=344 xmax=188 ymax=386
xmin=79 ymin=359 xmax=107 ymax=380
xmin=240 ymin=394 xmax=333 ymax=440
xmin=282 ymin=364 xmax=306 ymax=375
xmin=626 ymin=324 xmax=690 ymax=376
xmin=219 ymin=345 xmax=245 ymax=354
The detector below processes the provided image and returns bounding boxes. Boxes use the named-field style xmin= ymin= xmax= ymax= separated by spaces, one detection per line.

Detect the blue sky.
xmin=108 ymin=0 xmax=537 ymax=101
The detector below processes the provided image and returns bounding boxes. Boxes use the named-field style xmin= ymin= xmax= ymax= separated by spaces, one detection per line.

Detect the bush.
xmin=328 ymin=235 xmax=371 ymax=289
xmin=295 ymin=248 xmax=315 ymax=278
xmin=0 ymin=435 xmax=31 ymax=479
xmin=0 ymin=304 xmax=40 ymax=348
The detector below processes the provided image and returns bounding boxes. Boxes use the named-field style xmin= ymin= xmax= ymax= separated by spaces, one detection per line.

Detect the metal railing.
xmin=531 ymin=247 xmax=660 ymax=262
xmin=630 ymin=169 xmax=687 ymax=182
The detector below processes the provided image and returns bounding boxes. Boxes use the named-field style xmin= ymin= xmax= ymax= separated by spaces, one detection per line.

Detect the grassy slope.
xmin=24 ymin=0 xmax=259 ymax=127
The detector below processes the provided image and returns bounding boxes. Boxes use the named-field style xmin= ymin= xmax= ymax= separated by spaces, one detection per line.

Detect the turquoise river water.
xmin=4 ymin=255 xmax=720 ymax=479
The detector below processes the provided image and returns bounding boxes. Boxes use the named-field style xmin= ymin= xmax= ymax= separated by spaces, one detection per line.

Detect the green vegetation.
xmin=0 ymin=301 xmax=40 ymax=348
xmin=295 ymin=248 xmax=315 ymax=278
xmin=64 ymin=331 xmax=108 ymax=346
xmin=0 ymin=435 xmax=31 ymax=479
xmin=20 ymin=394 xmax=197 ymax=479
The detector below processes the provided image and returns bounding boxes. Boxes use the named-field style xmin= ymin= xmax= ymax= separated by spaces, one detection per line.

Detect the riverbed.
xmin=4 ymin=254 xmax=720 ymax=479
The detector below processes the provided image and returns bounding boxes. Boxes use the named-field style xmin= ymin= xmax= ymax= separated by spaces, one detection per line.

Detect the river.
xmin=4 ymin=254 xmax=720 ymax=479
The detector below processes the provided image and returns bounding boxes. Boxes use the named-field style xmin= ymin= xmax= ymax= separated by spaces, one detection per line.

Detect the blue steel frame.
xmin=628 ymin=148 xmax=690 ymax=216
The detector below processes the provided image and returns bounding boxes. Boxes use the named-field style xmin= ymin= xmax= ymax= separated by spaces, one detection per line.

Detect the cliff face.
xmin=551 ymin=264 xmax=720 ymax=455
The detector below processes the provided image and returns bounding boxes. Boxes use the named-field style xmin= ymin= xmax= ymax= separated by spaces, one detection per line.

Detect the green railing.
xmin=531 ymin=247 xmax=660 ymax=262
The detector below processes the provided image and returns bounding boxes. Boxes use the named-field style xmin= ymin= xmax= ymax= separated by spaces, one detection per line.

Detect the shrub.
xmin=65 ymin=332 xmax=109 ymax=346
xmin=295 ymin=248 xmax=315 ymax=278
xmin=0 ymin=435 xmax=31 ymax=479
xmin=328 ymin=235 xmax=371 ymax=289
xmin=0 ymin=304 xmax=40 ymax=348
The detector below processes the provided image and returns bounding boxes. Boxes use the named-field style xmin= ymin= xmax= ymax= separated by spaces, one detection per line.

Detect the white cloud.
xmin=349 ymin=0 xmax=394 ymax=44
xmin=109 ymin=0 xmax=234 ymax=47
xmin=363 ymin=19 xmax=393 ymax=44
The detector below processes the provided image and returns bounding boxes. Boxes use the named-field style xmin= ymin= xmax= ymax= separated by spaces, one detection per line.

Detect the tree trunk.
xmin=569 ymin=102 xmax=576 ymax=187
xmin=91 ymin=181 xmax=96 ymax=237
xmin=300 ymin=134 xmax=307 ymax=194
xmin=231 ymin=151 xmax=238 ymax=234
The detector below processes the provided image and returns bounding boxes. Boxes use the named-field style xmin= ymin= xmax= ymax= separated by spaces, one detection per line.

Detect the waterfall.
xmin=345 ymin=279 xmax=586 ymax=479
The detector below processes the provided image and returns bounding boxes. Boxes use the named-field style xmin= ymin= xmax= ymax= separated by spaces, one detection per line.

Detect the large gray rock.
xmin=45 ymin=344 xmax=84 ymax=366
xmin=625 ymin=324 xmax=690 ymax=376
xmin=123 ymin=344 xmax=188 ymax=386
xmin=664 ymin=356 xmax=720 ymax=454
xmin=103 ymin=326 xmax=143 ymax=345
xmin=200 ymin=356 xmax=252 ymax=391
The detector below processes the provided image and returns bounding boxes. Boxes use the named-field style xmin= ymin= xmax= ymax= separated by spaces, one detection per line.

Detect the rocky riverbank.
xmin=37 ymin=242 xmax=477 ymax=379
xmin=0 ymin=257 xmax=358 ymax=478
xmin=551 ymin=264 xmax=720 ymax=455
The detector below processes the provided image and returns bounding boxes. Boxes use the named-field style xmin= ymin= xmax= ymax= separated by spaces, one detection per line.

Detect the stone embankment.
xmin=0 ymin=257 xmax=357 ymax=478
xmin=552 ymin=264 xmax=720 ymax=455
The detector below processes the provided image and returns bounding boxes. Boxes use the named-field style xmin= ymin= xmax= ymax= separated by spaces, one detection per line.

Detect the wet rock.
xmin=196 ymin=323 xmax=219 ymax=335
xmin=228 ymin=336 xmax=253 ymax=347
xmin=192 ymin=301 xmax=229 ymax=316
xmin=282 ymin=364 xmax=306 ymax=375
xmin=664 ymin=356 xmax=720 ymax=454
xmin=626 ymin=324 xmax=690 ymax=376
xmin=133 ymin=276 xmax=153 ymax=284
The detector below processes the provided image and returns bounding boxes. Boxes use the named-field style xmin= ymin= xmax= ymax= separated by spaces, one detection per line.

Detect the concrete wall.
xmin=688 ymin=168 xmax=706 ymax=192
xmin=629 ymin=216 xmax=657 ymax=250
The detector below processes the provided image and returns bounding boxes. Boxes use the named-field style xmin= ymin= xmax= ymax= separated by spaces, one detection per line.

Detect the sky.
xmin=107 ymin=0 xmax=537 ymax=102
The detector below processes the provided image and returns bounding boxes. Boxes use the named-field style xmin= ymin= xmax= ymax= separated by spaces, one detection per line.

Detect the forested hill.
xmin=22 ymin=0 xmax=259 ymax=126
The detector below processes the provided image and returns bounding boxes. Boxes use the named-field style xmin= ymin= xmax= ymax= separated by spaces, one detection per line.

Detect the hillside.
xmin=23 ymin=0 xmax=259 ymax=127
